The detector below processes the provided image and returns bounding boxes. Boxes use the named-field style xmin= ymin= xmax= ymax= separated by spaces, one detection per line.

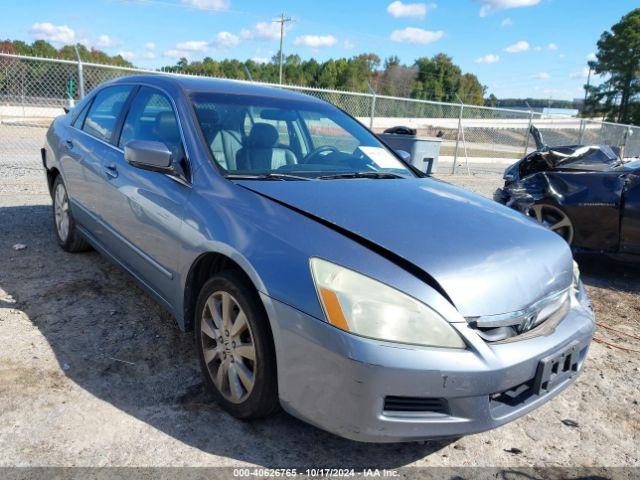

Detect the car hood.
xmin=236 ymin=178 xmax=574 ymax=317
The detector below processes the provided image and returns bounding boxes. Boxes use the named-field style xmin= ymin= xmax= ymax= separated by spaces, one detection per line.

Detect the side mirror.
xmin=395 ymin=149 xmax=411 ymax=162
xmin=124 ymin=140 xmax=173 ymax=173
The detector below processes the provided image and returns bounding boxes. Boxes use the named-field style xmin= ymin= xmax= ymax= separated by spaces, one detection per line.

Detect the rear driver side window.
xmin=82 ymin=86 xmax=133 ymax=143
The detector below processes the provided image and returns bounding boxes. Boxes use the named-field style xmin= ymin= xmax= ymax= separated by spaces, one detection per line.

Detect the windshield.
xmin=190 ymin=92 xmax=415 ymax=179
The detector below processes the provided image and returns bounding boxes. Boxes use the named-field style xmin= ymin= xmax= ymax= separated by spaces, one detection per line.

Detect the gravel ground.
xmin=0 ymin=142 xmax=639 ymax=470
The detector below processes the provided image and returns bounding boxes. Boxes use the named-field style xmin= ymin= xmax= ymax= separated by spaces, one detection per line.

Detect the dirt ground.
xmin=0 ymin=152 xmax=639 ymax=470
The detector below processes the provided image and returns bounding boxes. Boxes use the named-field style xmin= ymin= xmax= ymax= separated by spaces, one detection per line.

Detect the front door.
xmin=95 ymin=86 xmax=191 ymax=308
xmin=620 ymin=172 xmax=640 ymax=254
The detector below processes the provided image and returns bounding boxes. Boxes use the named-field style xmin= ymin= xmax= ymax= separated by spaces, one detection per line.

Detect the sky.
xmin=2 ymin=0 xmax=638 ymax=100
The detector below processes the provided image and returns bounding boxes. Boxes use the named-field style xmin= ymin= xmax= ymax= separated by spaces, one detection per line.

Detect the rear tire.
xmin=195 ymin=270 xmax=279 ymax=419
xmin=52 ymin=176 xmax=91 ymax=253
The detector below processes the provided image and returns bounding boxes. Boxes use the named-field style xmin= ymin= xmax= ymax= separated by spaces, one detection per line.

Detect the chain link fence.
xmin=2 ymin=52 xmax=639 ymax=178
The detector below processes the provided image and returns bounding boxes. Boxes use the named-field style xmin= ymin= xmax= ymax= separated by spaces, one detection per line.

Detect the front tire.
xmin=52 ymin=176 xmax=91 ymax=253
xmin=195 ymin=270 xmax=279 ymax=419
xmin=527 ymin=203 xmax=574 ymax=245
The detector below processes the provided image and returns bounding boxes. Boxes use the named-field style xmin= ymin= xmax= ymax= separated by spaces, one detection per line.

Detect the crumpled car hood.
xmin=236 ymin=177 xmax=574 ymax=317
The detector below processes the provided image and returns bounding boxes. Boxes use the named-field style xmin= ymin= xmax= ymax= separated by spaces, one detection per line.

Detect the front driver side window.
xmin=119 ymin=87 xmax=184 ymax=161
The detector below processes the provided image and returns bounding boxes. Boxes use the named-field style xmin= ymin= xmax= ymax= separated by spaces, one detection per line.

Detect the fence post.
xmin=368 ymin=83 xmax=376 ymax=130
xmin=73 ymin=45 xmax=85 ymax=99
xmin=621 ymin=127 xmax=632 ymax=159
xmin=523 ymin=110 xmax=533 ymax=156
xmin=452 ymin=102 xmax=464 ymax=174
xmin=578 ymin=118 xmax=586 ymax=144
xmin=20 ymin=66 xmax=26 ymax=118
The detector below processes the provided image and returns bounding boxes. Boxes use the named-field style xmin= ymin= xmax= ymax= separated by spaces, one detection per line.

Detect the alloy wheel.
xmin=528 ymin=204 xmax=574 ymax=244
xmin=54 ymin=182 xmax=70 ymax=242
xmin=200 ymin=291 xmax=257 ymax=404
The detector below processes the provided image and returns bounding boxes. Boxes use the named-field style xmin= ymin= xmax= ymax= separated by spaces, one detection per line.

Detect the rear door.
xmin=95 ymin=86 xmax=192 ymax=307
xmin=620 ymin=172 xmax=640 ymax=254
xmin=64 ymin=85 xmax=134 ymax=232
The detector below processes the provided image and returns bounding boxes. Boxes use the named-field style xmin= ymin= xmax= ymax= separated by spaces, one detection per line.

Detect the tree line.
xmin=162 ymin=52 xmax=488 ymax=105
xmin=0 ymin=39 xmax=134 ymax=66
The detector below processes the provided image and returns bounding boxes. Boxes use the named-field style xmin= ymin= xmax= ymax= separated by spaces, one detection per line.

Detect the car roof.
xmin=110 ymin=74 xmax=326 ymax=105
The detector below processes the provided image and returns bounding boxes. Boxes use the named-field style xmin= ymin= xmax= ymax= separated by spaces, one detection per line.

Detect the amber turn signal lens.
xmin=319 ymin=287 xmax=350 ymax=331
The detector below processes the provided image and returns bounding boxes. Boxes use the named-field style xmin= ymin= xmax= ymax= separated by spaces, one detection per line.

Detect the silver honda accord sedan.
xmin=42 ymin=74 xmax=595 ymax=442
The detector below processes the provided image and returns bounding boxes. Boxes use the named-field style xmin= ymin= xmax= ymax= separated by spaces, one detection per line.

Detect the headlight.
xmin=309 ymin=258 xmax=465 ymax=348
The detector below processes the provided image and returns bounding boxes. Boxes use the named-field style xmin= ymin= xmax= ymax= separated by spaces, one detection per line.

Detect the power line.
xmin=273 ymin=13 xmax=293 ymax=84
xmin=115 ymin=0 xmax=253 ymax=16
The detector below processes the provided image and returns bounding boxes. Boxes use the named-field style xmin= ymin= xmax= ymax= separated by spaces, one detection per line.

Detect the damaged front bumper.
xmin=494 ymin=185 xmax=538 ymax=213
xmin=261 ymin=289 xmax=595 ymax=443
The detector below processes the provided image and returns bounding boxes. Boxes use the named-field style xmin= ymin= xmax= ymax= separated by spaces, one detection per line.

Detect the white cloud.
xmin=143 ymin=42 xmax=156 ymax=59
xmin=478 ymin=0 xmax=540 ymax=17
xmin=117 ymin=51 xmax=135 ymax=61
xmin=475 ymin=53 xmax=500 ymax=64
xmin=343 ymin=39 xmax=355 ymax=49
xmin=586 ymin=52 xmax=597 ymax=61
xmin=212 ymin=31 xmax=240 ymax=48
xmin=390 ymin=27 xmax=444 ymax=45
xmin=386 ymin=1 xmax=436 ymax=18
xmin=96 ymin=35 xmax=118 ymax=48
xmin=504 ymin=40 xmax=529 ymax=53
xmin=163 ymin=49 xmax=185 ymax=59
xmin=251 ymin=56 xmax=270 ymax=64
xmin=175 ymin=40 xmax=208 ymax=52
xmin=531 ymin=71 xmax=550 ymax=80
xmin=29 ymin=22 xmax=75 ymax=45
xmin=293 ymin=34 xmax=338 ymax=48
xmin=163 ymin=41 xmax=207 ymax=59
xmin=533 ymin=45 xmax=542 ymax=51
xmin=241 ymin=21 xmax=282 ymax=41
xmin=500 ymin=17 xmax=512 ymax=26
xmin=570 ymin=67 xmax=591 ymax=79
xmin=547 ymin=43 xmax=558 ymax=51
xmin=180 ymin=0 xmax=230 ymax=11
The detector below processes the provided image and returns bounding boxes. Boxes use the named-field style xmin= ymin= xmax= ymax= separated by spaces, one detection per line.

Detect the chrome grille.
xmin=467 ymin=288 xmax=571 ymax=342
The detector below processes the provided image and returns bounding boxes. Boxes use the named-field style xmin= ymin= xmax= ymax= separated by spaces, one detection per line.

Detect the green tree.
xmin=484 ymin=93 xmax=498 ymax=107
xmin=317 ymin=59 xmax=338 ymax=88
xmin=31 ymin=40 xmax=57 ymax=58
xmin=458 ymin=73 xmax=485 ymax=105
xmin=413 ymin=54 xmax=461 ymax=102
xmin=586 ymin=8 xmax=640 ymax=123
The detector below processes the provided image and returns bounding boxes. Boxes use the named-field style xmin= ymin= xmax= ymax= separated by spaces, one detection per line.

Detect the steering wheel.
xmin=301 ymin=145 xmax=339 ymax=164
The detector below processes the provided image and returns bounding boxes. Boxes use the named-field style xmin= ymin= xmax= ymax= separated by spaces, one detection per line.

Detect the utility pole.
xmin=273 ymin=13 xmax=292 ymax=84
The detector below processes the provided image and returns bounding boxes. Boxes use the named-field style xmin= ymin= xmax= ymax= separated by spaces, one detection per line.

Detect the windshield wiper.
xmin=318 ymin=171 xmax=406 ymax=180
xmin=225 ymin=173 xmax=311 ymax=181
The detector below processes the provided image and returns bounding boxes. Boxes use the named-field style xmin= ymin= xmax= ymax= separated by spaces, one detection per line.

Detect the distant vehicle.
xmin=495 ymin=126 xmax=640 ymax=261
xmin=43 ymin=76 xmax=594 ymax=442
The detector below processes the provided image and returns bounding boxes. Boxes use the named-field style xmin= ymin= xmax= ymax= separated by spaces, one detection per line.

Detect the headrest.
xmin=247 ymin=123 xmax=278 ymax=148
xmin=154 ymin=111 xmax=181 ymax=144
xmin=198 ymin=108 xmax=220 ymax=127
xmin=111 ymin=101 xmax=124 ymax=116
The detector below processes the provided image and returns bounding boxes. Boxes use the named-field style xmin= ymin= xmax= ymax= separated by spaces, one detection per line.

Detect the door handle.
xmin=104 ymin=163 xmax=118 ymax=179
xmin=65 ymin=139 xmax=74 ymax=149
